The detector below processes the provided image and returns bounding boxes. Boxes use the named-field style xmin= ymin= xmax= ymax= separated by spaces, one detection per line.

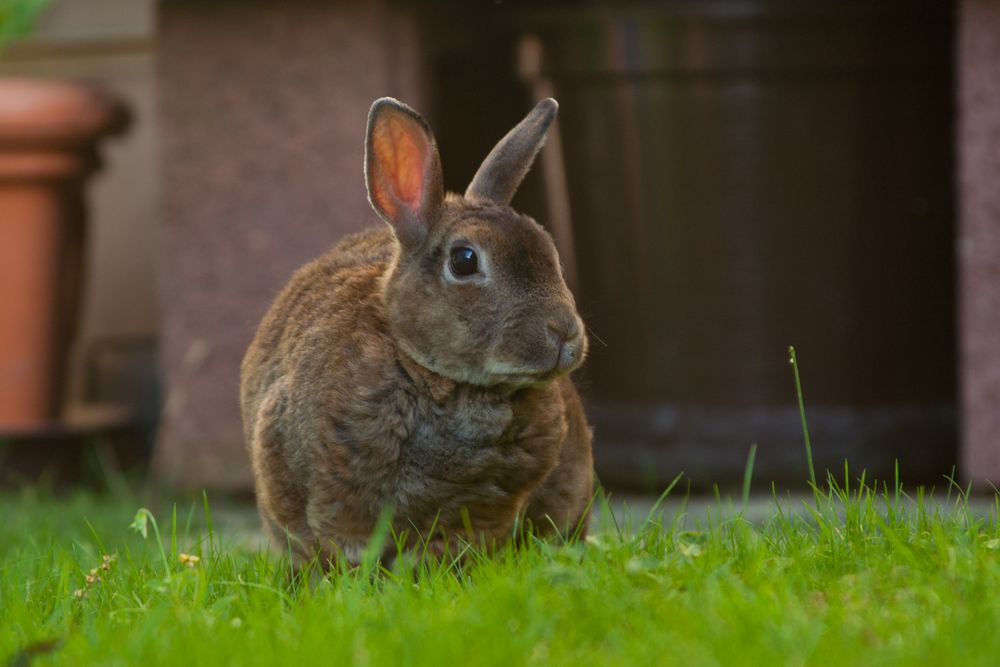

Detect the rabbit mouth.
xmin=485 ymin=344 xmax=582 ymax=387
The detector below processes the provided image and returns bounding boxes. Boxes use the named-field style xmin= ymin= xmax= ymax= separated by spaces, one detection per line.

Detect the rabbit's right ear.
xmin=365 ymin=98 xmax=444 ymax=247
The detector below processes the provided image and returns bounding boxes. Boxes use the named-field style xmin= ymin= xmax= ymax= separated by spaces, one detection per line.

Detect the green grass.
xmin=4 ymin=349 xmax=997 ymax=665
xmin=3 ymin=480 xmax=1000 ymax=666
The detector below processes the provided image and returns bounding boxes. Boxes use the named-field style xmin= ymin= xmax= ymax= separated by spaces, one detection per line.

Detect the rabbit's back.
xmin=240 ymin=228 xmax=399 ymax=549
xmin=241 ymin=227 xmax=394 ymax=435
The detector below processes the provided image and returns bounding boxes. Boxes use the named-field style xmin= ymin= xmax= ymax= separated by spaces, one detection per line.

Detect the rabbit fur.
xmin=240 ymin=97 xmax=593 ymax=564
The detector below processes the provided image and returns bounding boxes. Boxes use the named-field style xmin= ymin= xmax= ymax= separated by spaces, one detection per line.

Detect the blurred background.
xmin=0 ymin=0 xmax=995 ymax=495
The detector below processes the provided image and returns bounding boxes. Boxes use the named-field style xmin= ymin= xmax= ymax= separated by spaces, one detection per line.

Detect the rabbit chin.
xmin=396 ymin=337 xmax=580 ymax=388
xmin=402 ymin=348 xmax=565 ymax=389
xmin=481 ymin=357 xmax=578 ymax=388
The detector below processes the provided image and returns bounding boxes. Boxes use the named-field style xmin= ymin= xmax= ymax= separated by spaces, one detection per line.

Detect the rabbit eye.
xmin=450 ymin=246 xmax=478 ymax=277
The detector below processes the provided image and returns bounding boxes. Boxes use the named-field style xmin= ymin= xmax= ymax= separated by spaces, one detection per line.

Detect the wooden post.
xmin=959 ymin=0 xmax=1000 ymax=486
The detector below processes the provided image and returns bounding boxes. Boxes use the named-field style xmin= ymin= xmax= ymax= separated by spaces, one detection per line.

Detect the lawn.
xmin=3 ymin=477 xmax=1000 ymax=667
xmin=4 ymin=351 xmax=998 ymax=666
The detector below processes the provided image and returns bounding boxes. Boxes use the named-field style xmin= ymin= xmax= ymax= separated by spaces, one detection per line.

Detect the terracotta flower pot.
xmin=0 ymin=78 xmax=128 ymax=431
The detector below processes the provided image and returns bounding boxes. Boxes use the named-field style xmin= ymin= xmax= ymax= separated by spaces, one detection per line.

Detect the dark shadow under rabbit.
xmin=240 ymin=97 xmax=593 ymax=565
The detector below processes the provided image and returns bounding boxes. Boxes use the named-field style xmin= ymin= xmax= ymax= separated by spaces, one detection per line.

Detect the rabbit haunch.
xmin=240 ymin=97 xmax=594 ymax=564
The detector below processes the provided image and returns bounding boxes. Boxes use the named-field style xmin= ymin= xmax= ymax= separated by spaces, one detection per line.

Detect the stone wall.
xmin=153 ymin=1 xmax=424 ymax=489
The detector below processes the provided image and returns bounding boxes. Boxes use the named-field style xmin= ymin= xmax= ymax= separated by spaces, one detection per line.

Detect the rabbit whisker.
xmin=585 ymin=324 xmax=609 ymax=348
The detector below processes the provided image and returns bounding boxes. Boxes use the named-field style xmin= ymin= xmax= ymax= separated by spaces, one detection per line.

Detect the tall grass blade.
xmin=361 ymin=505 xmax=395 ymax=576
xmin=646 ymin=471 xmax=685 ymax=524
xmin=742 ymin=443 xmax=757 ymax=515
xmin=202 ymin=490 xmax=215 ymax=554
xmin=788 ymin=346 xmax=818 ymax=494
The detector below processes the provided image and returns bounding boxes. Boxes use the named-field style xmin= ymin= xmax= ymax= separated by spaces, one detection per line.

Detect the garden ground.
xmin=3 ymin=475 xmax=1000 ymax=666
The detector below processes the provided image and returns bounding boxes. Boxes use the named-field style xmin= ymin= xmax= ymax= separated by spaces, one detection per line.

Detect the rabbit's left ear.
xmin=465 ymin=98 xmax=558 ymax=207
xmin=365 ymin=98 xmax=444 ymax=247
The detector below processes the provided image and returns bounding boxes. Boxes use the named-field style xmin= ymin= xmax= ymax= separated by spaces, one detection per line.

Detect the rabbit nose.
xmin=547 ymin=314 xmax=580 ymax=343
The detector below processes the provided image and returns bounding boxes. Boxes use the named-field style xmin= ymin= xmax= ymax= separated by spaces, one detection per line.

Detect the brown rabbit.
xmin=240 ymin=97 xmax=592 ymax=565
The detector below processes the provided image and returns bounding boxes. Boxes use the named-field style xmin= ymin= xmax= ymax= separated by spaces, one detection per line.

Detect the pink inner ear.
xmin=373 ymin=115 xmax=427 ymax=215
